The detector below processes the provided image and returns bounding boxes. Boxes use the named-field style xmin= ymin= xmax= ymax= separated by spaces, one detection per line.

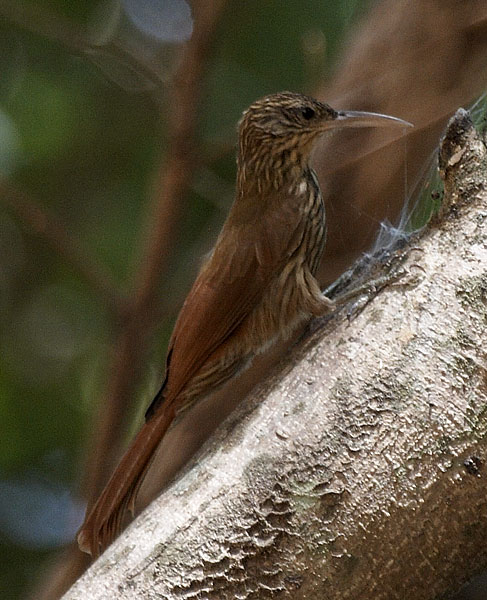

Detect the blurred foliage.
xmin=2 ymin=1 xmax=487 ymax=598
xmin=0 ymin=0 xmax=372 ymax=597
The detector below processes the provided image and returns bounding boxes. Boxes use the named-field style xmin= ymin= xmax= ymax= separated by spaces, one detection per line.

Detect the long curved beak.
xmin=332 ymin=110 xmax=413 ymax=130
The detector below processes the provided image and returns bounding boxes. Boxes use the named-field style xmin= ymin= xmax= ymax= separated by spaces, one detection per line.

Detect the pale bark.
xmin=63 ymin=111 xmax=487 ymax=599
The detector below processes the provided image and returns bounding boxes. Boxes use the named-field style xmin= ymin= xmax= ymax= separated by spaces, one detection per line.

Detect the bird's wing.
xmin=78 ymin=195 xmax=309 ymax=555
xmin=148 ymin=195 xmax=306 ymax=414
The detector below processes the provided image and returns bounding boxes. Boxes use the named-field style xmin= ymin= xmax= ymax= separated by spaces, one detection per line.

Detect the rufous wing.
xmin=150 ymin=194 xmax=306 ymax=410
xmin=77 ymin=192 xmax=306 ymax=555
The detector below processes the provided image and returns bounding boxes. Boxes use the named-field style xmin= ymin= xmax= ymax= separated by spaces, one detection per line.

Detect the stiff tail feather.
xmin=77 ymin=403 xmax=176 ymax=556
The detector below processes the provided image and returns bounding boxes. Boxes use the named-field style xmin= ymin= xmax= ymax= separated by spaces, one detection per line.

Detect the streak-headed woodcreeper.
xmin=78 ymin=92 xmax=411 ymax=556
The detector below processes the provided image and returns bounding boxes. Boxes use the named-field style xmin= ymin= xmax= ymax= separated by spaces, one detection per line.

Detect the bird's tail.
xmin=77 ymin=402 xmax=176 ymax=557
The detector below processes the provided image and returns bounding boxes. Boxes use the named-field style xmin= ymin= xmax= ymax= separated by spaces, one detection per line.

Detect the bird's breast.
xmin=239 ymin=179 xmax=326 ymax=355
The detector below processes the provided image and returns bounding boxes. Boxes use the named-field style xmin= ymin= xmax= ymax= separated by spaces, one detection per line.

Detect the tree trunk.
xmin=63 ymin=111 xmax=487 ymax=600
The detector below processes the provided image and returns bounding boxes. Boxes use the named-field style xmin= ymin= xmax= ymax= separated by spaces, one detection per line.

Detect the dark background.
xmin=0 ymin=1 xmax=485 ymax=598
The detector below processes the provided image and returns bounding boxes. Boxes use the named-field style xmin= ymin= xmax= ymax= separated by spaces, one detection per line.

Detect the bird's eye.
xmin=301 ymin=106 xmax=315 ymax=120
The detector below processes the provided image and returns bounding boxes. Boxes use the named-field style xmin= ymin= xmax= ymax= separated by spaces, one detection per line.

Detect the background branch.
xmin=81 ymin=0 xmax=228 ymax=515
xmin=0 ymin=181 xmax=124 ymax=315
xmin=9 ymin=2 xmax=228 ymax=598
xmin=0 ymin=0 xmax=167 ymax=87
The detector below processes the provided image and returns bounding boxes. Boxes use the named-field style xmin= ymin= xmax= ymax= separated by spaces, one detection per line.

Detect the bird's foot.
xmin=325 ymin=260 xmax=424 ymax=319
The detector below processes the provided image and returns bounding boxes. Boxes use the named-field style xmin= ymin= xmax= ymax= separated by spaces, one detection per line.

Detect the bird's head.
xmin=237 ymin=91 xmax=411 ymax=190
xmin=238 ymin=92 xmax=336 ymax=167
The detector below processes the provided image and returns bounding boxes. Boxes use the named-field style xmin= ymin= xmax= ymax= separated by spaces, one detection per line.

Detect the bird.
xmin=77 ymin=91 xmax=411 ymax=556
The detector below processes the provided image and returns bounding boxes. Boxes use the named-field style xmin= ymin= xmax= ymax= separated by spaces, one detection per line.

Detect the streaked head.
xmin=238 ymin=92 xmax=337 ymax=161
xmin=239 ymin=92 xmax=338 ymax=138
xmin=238 ymin=92 xmax=412 ymax=177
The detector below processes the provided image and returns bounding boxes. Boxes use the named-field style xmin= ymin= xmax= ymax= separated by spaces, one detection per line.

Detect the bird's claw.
xmin=336 ymin=263 xmax=424 ymax=321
